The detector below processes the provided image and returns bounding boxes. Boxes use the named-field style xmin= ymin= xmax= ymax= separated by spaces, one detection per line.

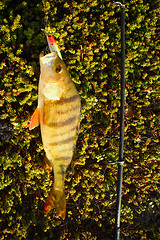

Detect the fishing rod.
xmin=113 ymin=1 xmax=125 ymax=240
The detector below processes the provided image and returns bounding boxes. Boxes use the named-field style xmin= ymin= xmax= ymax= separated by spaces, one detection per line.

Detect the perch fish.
xmin=29 ymin=38 xmax=81 ymax=219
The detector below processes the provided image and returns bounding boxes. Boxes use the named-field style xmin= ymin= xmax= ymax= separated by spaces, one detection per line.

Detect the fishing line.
xmin=42 ymin=0 xmax=48 ymax=29
xmin=41 ymin=0 xmax=51 ymax=54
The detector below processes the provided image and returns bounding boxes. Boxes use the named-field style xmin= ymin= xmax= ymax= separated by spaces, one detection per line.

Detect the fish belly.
xmin=40 ymin=85 xmax=80 ymax=168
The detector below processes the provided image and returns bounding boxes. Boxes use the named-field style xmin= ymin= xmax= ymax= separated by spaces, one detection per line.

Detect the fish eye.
xmin=56 ymin=65 xmax=62 ymax=73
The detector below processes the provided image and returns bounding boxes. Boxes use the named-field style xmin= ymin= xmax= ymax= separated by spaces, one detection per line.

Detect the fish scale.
xmin=41 ymin=92 xmax=80 ymax=161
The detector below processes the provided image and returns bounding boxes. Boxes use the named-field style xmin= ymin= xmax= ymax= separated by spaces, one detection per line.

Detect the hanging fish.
xmin=29 ymin=38 xmax=81 ymax=219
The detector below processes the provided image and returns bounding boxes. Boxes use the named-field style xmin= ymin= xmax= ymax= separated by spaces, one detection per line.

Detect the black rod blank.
xmin=114 ymin=1 xmax=125 ymax=240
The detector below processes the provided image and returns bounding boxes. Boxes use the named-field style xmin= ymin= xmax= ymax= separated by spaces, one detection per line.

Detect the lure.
xmin=41 ymin=29 xmax=63 ymax=59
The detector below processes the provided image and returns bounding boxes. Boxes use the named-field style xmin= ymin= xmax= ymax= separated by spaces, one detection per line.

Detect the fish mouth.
xmin=43 ymin=51 xmax=58 ymax=59
xmin=40 ymin=51 xmax=58 ymax=66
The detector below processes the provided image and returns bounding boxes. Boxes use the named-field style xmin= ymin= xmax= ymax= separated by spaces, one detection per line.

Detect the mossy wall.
xmin=0 ymin=0 xmax=159 ymax=239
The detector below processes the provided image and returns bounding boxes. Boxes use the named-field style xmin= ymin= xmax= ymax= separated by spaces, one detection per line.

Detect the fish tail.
xmin=44 ymin=186 xmax=66 ymax=220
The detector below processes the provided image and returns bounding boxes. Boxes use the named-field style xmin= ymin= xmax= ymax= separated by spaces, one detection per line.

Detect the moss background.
xmin=0 ymin=0 xmax=159 ymax=239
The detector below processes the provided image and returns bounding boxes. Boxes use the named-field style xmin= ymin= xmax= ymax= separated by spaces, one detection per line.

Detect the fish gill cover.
xmin=0 ymin=0 xmax=159 ymax=239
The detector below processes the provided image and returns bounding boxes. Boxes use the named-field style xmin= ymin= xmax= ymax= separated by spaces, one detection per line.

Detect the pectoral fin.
xmin=29 ymin=107 xmax=40 ymax=130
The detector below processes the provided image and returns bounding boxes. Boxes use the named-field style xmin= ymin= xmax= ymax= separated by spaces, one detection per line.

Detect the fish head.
xmin=40 ymin=51 xmax=70 ymax=84
xmin=40 ymin=51 xmax=70 ymax=100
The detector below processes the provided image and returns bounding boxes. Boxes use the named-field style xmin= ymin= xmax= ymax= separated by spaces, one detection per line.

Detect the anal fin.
xmin=41 ymin=154 xmax=53 ymax=172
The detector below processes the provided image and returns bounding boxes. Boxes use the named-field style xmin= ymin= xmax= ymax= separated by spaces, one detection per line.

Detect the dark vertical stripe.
xmin=49 ymin=136 xmax=75 ymax=146
xmin=47 ymin=115 xmax=77 ymax=127
xmin=51 ymin=126 xmax=77 ymax=137
xmin=56 ymin=105 xmax=80 ymax=115
xmin=55 ymin=95 xmax=79 ymax=105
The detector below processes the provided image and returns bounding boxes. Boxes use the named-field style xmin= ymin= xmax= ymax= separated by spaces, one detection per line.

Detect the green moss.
xmin=0 ymin=0 xmax=159 ymax=239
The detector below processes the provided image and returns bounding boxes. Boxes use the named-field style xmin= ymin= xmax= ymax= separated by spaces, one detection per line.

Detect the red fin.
xmin=44 ymin=187 xmax=66 ymax=220
xmin=29 ymin=107 xmax=40 ymax=130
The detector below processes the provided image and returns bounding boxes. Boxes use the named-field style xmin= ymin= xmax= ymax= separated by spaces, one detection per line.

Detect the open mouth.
xmin=40 ymin=52 xmax=58 ymax=66
xmin=44 ymin=51 xmax=57 ymax=58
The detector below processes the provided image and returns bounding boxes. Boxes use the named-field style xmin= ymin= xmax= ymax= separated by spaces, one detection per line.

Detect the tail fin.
xmin=44 ymin=187 xmax=66 ymax=220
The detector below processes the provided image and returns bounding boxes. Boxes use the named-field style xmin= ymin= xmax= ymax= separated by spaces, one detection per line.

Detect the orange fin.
xmin=44 ymin=187 xmax=66 ymax=220
xmin=29 ymin=107 xmax=40 ymax=130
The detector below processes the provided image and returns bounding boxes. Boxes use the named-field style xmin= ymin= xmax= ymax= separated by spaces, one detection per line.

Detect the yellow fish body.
xmin=29 ymin=51 xmax=81 ymax=219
